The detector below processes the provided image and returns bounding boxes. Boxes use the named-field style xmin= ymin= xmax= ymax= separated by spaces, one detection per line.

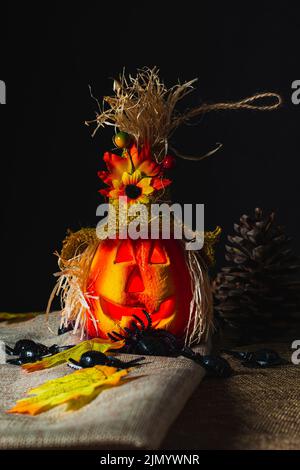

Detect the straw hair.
xmin=85 ymin=66 xmax=282 ymax=162
xmin=46 ymin=229 xmax=100 ymax=338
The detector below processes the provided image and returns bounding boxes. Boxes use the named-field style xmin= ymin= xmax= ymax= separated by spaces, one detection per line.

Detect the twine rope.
xmin=183 ymin=92 xmax=282 ymax=121
xmin=171 ymin=92 xmax=282 ymax=161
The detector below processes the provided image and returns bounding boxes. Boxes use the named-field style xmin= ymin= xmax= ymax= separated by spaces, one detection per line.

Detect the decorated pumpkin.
xmin=85 ymin=238 xmax=193 ymax=338
xmin=52 ymin=68 xmax=268 ymax=345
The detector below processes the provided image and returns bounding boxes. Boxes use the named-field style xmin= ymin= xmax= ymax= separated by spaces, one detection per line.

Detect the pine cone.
xmin=214 ymin=208 xmax=300 ymax=342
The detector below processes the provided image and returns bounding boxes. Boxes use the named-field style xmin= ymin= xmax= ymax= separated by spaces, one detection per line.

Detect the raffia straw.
xmin=46 ymin=235 xmax=100 ymax=339
xmin=85 ymin=67 xmax=282 ymax=162
xmin=85 ymin=67 xmax=196 ymax=162
xmin=184 ymin=248 xmax=214 ymax=346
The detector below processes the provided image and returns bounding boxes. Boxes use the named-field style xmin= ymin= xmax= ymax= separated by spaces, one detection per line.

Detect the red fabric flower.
xmin=98 ymin=143 xmax=172 ymax=201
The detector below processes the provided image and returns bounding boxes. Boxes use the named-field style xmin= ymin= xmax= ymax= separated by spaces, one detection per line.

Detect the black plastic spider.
xmin=68 ymin=350 xmax=145 ymax=370
xmin=5 ymin=339 xmax=75 ymax=365
xmin=222 ymin=348 xmax=289 ymax=368
xmin=108 ymin=311 xmax=232 ymax=378
xmin=109 ymin=311 xmax=182 ymax=356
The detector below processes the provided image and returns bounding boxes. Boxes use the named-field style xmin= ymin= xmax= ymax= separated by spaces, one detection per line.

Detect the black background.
xmin=0 ymin=1 xmax=299 ymax=312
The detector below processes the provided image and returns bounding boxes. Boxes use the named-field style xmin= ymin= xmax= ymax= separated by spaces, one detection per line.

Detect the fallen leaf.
xmin=7 ymin=365 xmax=127 ymax=415
xmin=22 ymin=339 xmax=124 ymax=372
xmin=0 ymin=312 xmax=41 ymax=323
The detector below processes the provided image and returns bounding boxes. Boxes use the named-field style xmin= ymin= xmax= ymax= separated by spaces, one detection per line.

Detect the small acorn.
xmin=113 ymin=131 xmax=132 ymax=149
xmin=162 ymin=155 xmax=176 ymax=170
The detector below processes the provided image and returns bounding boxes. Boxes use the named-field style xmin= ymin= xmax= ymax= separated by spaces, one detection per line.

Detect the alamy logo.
xmin=96 ymin=197 xmax=205 ymax=250
xmin=291 ymin=340 xmax=300 ymax=365
xmin=0 ymin=80 xmax=6 ymax=104
xmin=291 ymin=80 xmax=300 ymax=105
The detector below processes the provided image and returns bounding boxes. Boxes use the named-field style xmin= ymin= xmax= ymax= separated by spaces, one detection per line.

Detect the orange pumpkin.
xmin=85 ymin=237 xmax=193 ymax=339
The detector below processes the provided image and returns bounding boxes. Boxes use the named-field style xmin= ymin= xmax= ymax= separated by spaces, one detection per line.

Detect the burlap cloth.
xmin=0 ymin=312 xmax=208 ymax=450
xmin=162 ymin=341 xmax=300 ymax=450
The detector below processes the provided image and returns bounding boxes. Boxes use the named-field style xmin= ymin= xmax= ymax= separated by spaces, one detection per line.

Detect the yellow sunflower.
xmin=108 ymin=170 xmax=155 ymax=204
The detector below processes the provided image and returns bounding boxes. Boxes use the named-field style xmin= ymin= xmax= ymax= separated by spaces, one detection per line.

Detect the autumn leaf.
xmin=7 ymin=365 xmax=127 ymax=415
xmin=0 ymin=312 xmax=41 ymax=323
xmin=22 ymin=339 xmax=124 ymax=372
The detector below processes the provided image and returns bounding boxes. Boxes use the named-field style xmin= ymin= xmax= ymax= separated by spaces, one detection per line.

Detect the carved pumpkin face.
xmin=85 ymin=238 xmax=192 ymax=339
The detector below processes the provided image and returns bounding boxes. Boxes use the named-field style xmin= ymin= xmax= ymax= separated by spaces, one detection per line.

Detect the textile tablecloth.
xmin=0 ymin=312 xmax=207 ymax=450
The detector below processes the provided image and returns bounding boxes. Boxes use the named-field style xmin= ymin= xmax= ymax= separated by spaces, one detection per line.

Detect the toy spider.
xmin=108 ymin=311 xmax=232 ymax=378
xmin=5 ymin=339 xmax=75 ymax=365
xmin=67 ymin=350 xmax=145 ymax=370
xmin=222 ymin=348 xmax=288 ymax=368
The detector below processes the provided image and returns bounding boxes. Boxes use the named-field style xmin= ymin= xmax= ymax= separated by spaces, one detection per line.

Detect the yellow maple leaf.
xmin=7 ymin=365 xmax=127 ymax=415
xmin=0 ymin=312 xmax=41 ymax=322
xmin=22 ymin=339 xmax=124 ymax=372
